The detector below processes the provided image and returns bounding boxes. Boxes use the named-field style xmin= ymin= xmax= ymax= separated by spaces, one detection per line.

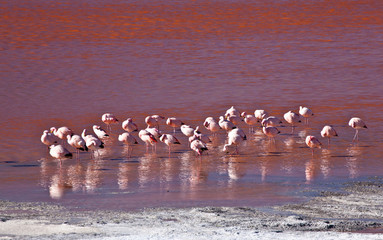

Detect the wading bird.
xmin=348 ymin=117 xmax=367 ymax=142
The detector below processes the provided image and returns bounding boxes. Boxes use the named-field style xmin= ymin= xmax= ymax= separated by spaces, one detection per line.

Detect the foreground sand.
xmin=1 ymin=178 xmax=383 ymax=239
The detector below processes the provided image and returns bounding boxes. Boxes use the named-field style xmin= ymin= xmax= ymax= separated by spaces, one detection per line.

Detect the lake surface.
xmin=0 ymin=0 xmax=382 ymax=211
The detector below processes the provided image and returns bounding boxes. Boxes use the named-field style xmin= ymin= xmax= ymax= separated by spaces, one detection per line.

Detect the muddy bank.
xmin=1 ymin=178 xmax=383 ymax=239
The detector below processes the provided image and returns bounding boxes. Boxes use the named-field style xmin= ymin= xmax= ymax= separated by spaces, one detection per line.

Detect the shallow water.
xmin=0 ymin=0 xmax=382 ymax=210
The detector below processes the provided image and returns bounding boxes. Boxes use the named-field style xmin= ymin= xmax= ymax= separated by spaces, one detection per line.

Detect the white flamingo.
xmin=139 ymin=129 xmax=157 ymax=153
xmin=101 ymin=113 xmax=118 ymax=132
xmin=82 ymin=129 xmax=104 ymax=158
xmin=50 ymin=126 xmax=73 ymax=144
xmin=306 ymin=135 xmax=322 ymax=156
xmin=348 ymin=117 xmax=367 ymax=142
xmin=67 ymin=134 xmax=88 ymax=159
xmin=93 ymin=125 xmax=109 ymax=139
xmin=299 ymin=106 xmax=314 ymax=124
xmin=320 ymin=125 xmax=338 ymax=145
xmin=262 ymin=126 xmax=280 ymax=143
xmin=166 ymin=117 xmax=184 ymax=133
xmin=151 ymin=115 xmax=165 ymax=129
xmin=203 ymin=117 xmax=221 ymax=135
xmin=219 ymin=116 xmax=236 ymax=132
xmin=223 ymin=128 xmax=247 ymax=154
xmin=190 ymin=139 xmax=208 ymax=157
xmin=189 ymin=126 xmax=212 ymax=144
xmin=254 ymin=109 xmax=269 ymax=121
xmin=227 ymin=115 xmax=243 ymax=126
xmin=284 ymin=111 xmax=301 ymax=133
xmin=41 ymin=130 xmax=58 ymax=149
xmin=241 ymin=112 xmax=258 ymax=133
xmin=181 ymin=125 xmax=195 ymax=137
xmin=122 ymin=118 xmax=138 ymax=133
xmin=49 ymin=144 xmax=72 ymax=166
xmin=225 ymin=106 xmax=240 ymax=118
xmin=159 ymin=134 xmax=181 ymax=156
xmin=261 ymin=116 xmax=282 ymax=127
xmin=118 ymin=132 xmax=138 ymax=157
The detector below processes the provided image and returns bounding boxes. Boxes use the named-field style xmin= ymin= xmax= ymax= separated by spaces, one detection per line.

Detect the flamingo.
xmin=49 ymin=144 xmax=72 ymax=166
xmin=118 ymin=132 xmax=138 ymax=157
xmin=145 ymin=126 xmax=162 ymax=152
xmin=82 ymin=129 xmax=104 ymax=158
xmin=190 ymin=139 xmax=208 ymax=157
xmin=93 ymin=125 xmax=109 ymax=139
xmin=203 ymin=117 xmax=220 ymax=135
xmin=261 ymin=116 xmax=282 ymax=127
xmin=181 ymin=125 xmax=195 ymax=138
xmin=225 ymin=106 xmax=240 ymax=118
xmin=101 ymin=113 xmax=118 ymax=132
xmin=139 ymin=129 xmax=157 ymax=153
xmin=262 ymin=126 xmax=280 ymax=143
xmin=284 ymin=111 xmax=301 ymax=133
xmin=348 ymin=117 xmax=367 ymax=142
xmin=41 ymin=130 xmax=58 ymax=149
xmin=50 ymin=126 xmax=73 ymax=143
xmin=299 ymin=106 xmax=314 ymax=124
xmin=227 ymin=115 xmax=243 ymax=126
xmin=151 ymin=115 xmax=165 ymax=129
xmin=219 ymin=116 xmax=237 ymax=132
xmin=223 ymin=128 xmax=246 ymax=154
xmin=320 ymin=125 xmax=338 ymax=145
xmin=166 ymin=117 xmax=184 ymax=133
xmin=67 ymin=134 xmax=88 ymax=159
xmin=306 ymin=135 xmax=322 ymax=156
xmin=254 ymin=109 xmax=269 ymax=121
xmin=189 ymin=126 xmax=212 ymax=144
xmin=145 ymin=115 xmax=158 ymax=128
xmin=159 ymin=134 xmax=181 ymax=156
xmin=122 ymin=118 xmax=138 ymax=133
xmin=241 ymin=112 xmax=258 ymax=133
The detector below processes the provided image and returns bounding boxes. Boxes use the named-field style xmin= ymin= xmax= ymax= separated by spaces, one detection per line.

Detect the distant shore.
xmin=1 ymin=178 xmax=383 ymax=239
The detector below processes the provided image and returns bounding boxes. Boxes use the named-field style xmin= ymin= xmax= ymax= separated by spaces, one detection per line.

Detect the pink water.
xmin=0 ymin=0 xmax=383 ymax=210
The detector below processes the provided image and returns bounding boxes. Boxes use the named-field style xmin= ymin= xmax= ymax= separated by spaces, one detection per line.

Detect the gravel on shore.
xmin=1 ymin=178 xmax=383 ymax=239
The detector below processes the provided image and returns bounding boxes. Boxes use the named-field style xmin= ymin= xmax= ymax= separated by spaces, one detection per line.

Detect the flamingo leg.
xmin=328 ymin=138 xmax=330 ymax=146
xmin=353 ymin=130 xmax=359 ymax=142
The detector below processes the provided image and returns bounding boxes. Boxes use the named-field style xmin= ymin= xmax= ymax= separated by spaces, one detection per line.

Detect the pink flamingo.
xmin=320 ymin=125 xmax=338 ymax=145
xmin=348 ymin=117 xmax=367 ymax=142
xmin=305 ymin=135 xmax=322 ymax=156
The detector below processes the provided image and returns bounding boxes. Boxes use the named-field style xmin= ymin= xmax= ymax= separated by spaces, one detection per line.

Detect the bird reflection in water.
xmin=305 ymin=159 xmax=316 ymax=184
xmin=85 ymin=159 xmax=105 ymax=193
xmin=320 ymin=149 xmax=332 ymax=179
xmin=226 ymin=156 xmax=246 ymax=184
xmin=346 ymin=145 xmax=363 ymax=179
xmin=138 ymin=153 xmax=157 ymax=188
xmin=67 ymin=162 xmax=85 ymax=192
xmin=160 ymin=156 xmax=177 ymax=183
xmin=39 ymin=158 xmax=73 ymax=199
xmin=117 ymin=161 xmax=136 ymax=190
xmin=259 ymin=158 xmax=269 ymax=182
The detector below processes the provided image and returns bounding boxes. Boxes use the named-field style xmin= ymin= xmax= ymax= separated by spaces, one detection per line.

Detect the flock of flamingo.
xmin=41 ymin=106 xmax=368 ymax=164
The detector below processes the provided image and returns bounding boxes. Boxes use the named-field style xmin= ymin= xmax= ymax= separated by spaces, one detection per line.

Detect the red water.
xmin=0 ymin=0 xmax=383 ymax=211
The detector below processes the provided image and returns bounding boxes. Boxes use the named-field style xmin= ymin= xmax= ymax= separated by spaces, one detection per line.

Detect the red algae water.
xmin=0 ymin=0 xmax=382 ymax=211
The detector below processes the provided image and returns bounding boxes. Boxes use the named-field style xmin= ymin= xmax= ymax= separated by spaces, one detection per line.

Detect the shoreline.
xmin=2 ymin=178 xmax=383 ymax=239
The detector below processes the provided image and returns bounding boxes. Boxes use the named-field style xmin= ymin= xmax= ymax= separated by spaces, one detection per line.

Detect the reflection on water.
xmin=31 ymin=125 xmax=381 ymax=209
xmin=346 ymin=145 xmax=363 ymax=179
xmin=1 ymin=0 xmax=383 ymax=210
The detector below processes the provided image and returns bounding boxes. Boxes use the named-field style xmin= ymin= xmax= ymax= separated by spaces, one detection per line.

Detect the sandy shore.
xmin=2 ymin=178 xmax=383 ymax=239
